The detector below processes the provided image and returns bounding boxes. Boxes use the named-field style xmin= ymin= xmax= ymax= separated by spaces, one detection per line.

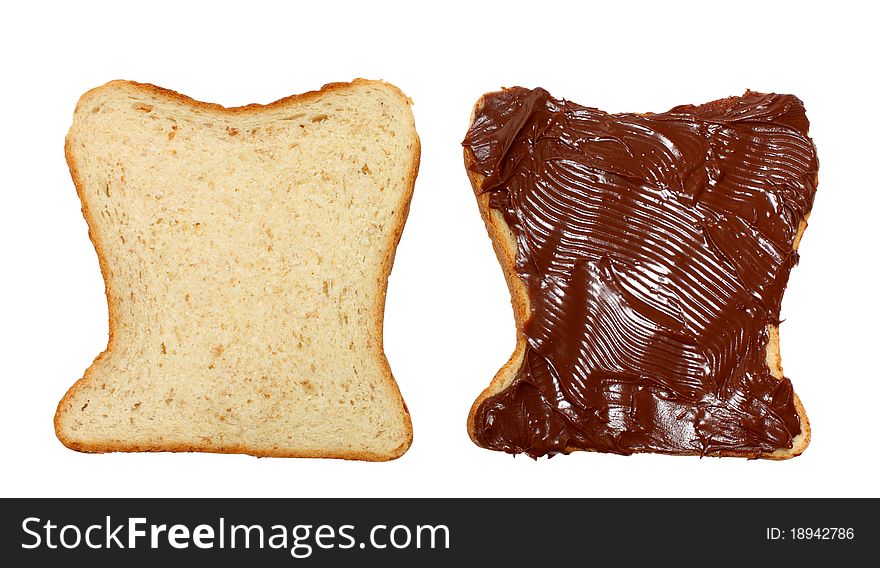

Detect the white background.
xmin=2 ymin=1 xmax=878 ymax=498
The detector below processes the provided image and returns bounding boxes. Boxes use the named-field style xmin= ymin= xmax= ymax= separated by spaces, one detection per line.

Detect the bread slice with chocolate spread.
xmin=463 ymin=87 xmax=814 ymax=459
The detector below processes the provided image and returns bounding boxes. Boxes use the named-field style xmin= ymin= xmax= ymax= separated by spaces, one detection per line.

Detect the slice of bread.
xmin=56 ymin=79 xmax=419 ymax=460
xmin=463 ymin=88 xmax=814 ymax=459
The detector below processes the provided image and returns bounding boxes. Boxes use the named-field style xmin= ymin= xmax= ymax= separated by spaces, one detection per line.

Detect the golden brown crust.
xmin=71 ymin=78 xmax=415 ymax=118
xmin=55 ymin=79 xmax=418 ymax=461
xmin=464 ymin=91 xmax=811 ymax=459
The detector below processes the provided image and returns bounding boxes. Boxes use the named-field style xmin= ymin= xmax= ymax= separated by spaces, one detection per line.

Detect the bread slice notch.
xmin=56 ymin=79 xmax=419 ymax=460
xmin=463 ymin=88 xmax=813 ymax=459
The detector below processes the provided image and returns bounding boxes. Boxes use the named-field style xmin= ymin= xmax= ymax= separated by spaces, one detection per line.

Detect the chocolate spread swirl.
xmin=463 ymin=88 xmax=817 ymax=458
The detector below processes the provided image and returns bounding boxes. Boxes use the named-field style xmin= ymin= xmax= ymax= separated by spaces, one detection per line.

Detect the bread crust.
xmin=56 ymin=79 xmax=419 ymax=461
xmin=464 ymin=92 xmax=811 ymax=460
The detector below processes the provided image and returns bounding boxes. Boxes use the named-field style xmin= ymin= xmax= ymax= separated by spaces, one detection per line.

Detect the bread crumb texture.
xmin=56 ymin=80 xmax=419 ymax=460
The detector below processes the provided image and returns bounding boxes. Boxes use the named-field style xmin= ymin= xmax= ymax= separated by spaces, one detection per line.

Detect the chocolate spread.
xmin=463 ymin=88 xmax=817 ymax=458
